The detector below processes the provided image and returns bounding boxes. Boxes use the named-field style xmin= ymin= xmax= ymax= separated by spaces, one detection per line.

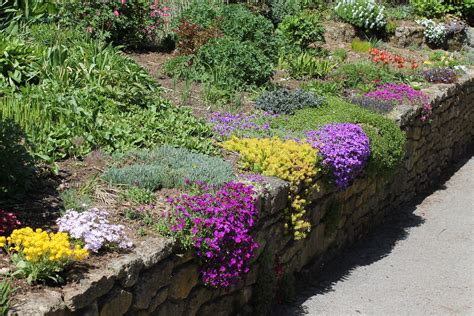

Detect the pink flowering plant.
xmin=0 ymin=210 xmax=21 ymax=236
xmin=364 ymin=84 xmax=432 ymax=121
xmin=66 ymin=0 xmax=170 ymax=48
xmin=158 ymin=182 xmax=259 ymax=288
xmin=56 ymin=208 xmax=133 ymax=253
xmin=306 ymin=123 xmax=371 ymax=189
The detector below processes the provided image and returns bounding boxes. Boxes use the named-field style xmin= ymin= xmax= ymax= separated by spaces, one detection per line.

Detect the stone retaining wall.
xmin=9 ymin=71 xmax=474 ymax=316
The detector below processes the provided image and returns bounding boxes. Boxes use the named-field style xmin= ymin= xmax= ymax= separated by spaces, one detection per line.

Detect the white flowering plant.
xmin=416 ymin=19 xmax=446 ymax=47
xmin=334 ymin=0 xmax=386 ymax=31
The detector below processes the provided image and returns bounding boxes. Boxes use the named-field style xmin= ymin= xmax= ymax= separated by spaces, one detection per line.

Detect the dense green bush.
xmin=220 ymin=5 xmax=277 ymax=61
xmin=65 ymin=0 xmax=166 ymax=48
xmin=266 ymin=0 xmax=301 ymax=24
xmin=103 ymin=146 xmax=236 ymax=190
xmin=195 ymin=37 xmax=273 ymax=87
xmin=163 ymin=55 xmax=194 ymax=79
xmin=0 ymin=119 xmax=35 ymax=198
xmin=255 ymin=88 xmax=325 ymax=114
xmin=264 ymin=97 xmax=406 ymax=172
xmin=277 ymin=10 xmax=325 ymax=49
xmin=302 ymin=80 xmax=344 ymax=96
xmin=176 ymin=0 xmax=223 ymax=28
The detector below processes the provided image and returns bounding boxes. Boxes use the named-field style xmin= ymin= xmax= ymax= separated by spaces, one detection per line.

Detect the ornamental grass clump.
xmin=0 ymin=228 xmax=89 ymax=284
xmin=222 ymin=137 xmax=321 ymax=239
xmin=364 ymin=83 xmax=431 ymax=120
xmin=162 ymin=182 xmax=259 ymax=288
xmin=56 ymin=208 xmax=133 ymax=253
xmin=305 ymin=124 xmax=371 ymax=189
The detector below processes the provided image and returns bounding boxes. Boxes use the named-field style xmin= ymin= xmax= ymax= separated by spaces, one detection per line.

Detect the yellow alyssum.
xmin=5 ymin=227 xmax=88 ymax=263
xmin=222 ymin=137 xmax=321 ymax=239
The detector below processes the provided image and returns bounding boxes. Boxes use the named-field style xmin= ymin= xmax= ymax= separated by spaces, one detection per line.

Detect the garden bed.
xmin=1 ymin=1 xmax=474 ymax=315
xmin=6 ymin=71 xmax=474 ymax=315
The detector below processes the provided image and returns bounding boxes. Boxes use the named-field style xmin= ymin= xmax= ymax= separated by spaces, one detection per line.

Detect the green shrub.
xmin=103 ymin=145 xmax=236 ymax=191
xmin=0 ymin=119 xmax=35 ymax=198
xmin=410 ymin=0 xmax=446 ymax=17
xmin=277 ymin=10 xmax=325 ymax=49
xmin=334 ymin=0 xmax=387 ymax=31
xmin=331 ymin=61 xmax=406 ymax=90
xmin=351 ymin=39 xmax=372 ymax=53
xmin=332 ymin=48 xmax=348 ymax=62
xmin=175 ymin=0 xmax=223 ymax=28
xmin=65 ymin=0 xmax=166 ymax=48
xmin=195 ymin=37 xmax=273 ymax=87
xmin=267 ymin=97 xmax=405 ymax=172
xmin=255 ymin=88 xmax=325 ymax=114
xmin=220 ymin=5 xmax=277 ymax=61
xmin=286 ymin=52 xmax=337 ymax=79
xmin=0 ymin=278 xmax=14 ymax=316
xmin=266 ymin=0 xmax=301 ymax=24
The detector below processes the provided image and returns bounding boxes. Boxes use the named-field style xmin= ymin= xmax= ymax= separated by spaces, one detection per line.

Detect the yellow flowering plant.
xmin=0 ymin=227 xmax=88 ymax=284
xmin=222 ymin=137 xmax=321 ymax=239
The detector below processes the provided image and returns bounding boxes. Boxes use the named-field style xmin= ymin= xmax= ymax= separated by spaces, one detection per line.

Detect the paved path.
xmin=279 ymin=158 xmax=474 ymax=316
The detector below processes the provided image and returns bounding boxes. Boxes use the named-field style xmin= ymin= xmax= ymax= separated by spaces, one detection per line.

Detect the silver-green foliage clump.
xmin=255 ymin=88 xmax=325 ymax=115
xmin=103 ymin=146 xmax=236 ymax=190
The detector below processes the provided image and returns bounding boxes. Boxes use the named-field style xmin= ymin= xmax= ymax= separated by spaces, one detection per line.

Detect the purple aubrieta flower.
xmin=208 ymin=112 xmax=277 ymax=139
xmin=306 ymin=123 xmax=371 ymax=189
xmin=166 ymin=182 xmax=259 ymax=288
xmin=56 ymin=208 xmax=133 ymax=253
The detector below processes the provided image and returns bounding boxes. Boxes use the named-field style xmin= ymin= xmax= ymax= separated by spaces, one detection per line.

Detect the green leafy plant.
xmin=195 ymin=37 xmax=273 ymax=88
xmin=103 ymin=145 xmax=236 ymax=191
xmin=266 ymin=0 xmax=301 ymax=24
xmin=286 ymin=52 xmax=337 ymax=79
xmin=0 ymin=278 xmax=14 ymax=316
xmin=163 ymin=55 xmax=194 ymax=79
xmin=120 ymin=187 xmax=155 ymax=205
xmin=410 ymin=0 xmax=447 ymax=18
xmin=255 ymin=88 xmax=325 ymax=114
xmin=332 ymin=48 xmax=348 ymax=62
xmin=277 ymin=10 xmax=325 ymax=49
xmin=0 ymin=35 xmax=40 ymax=91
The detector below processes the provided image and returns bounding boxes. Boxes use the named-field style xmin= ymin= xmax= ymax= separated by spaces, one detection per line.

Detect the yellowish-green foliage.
xmin=222 ymin=137 xmax=320 ymax=239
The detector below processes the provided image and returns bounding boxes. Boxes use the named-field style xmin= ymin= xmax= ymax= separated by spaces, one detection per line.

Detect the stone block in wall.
xmin=136 ymin=237 xmax=175 ymax=269
xmin=8 ymin=290 xmax=66 ymax=316
xmin=184 ymin=287 xmax=220 ymax=315
xmin=152 ymin=301 xmax=186 ymax=316
xmin=132 ymin=259 xmax=173 ymax=310
xmin=262 ymin=176 xmax=289 ymax=216
xmin=168 ymin=263 xmax=200 ymax=301
xmin=108 ymin=254 xmax=144 ymax=288
xmin=147 ymin=288 xmax=169 ymax=314
xmin=99 ymin=288 xmax=133 ymax=316
xmin=63 ymin=271 xmax=116 ymax=311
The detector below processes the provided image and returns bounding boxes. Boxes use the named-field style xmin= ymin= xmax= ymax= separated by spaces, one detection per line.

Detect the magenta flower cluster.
xmin=166 ymin=182 xmax=259 ymax=288
xmin=0 ymin=210 xmax=21 ymax=236
xmin=306 ymin=123 xmax=371 ymax=189
xmin=208 ymin=112 xmax=276 ymax=139
xmin=57 ymin=208 xmax=133 ymax=253
xmin=364 ymin=83 xmax=432 ymax=121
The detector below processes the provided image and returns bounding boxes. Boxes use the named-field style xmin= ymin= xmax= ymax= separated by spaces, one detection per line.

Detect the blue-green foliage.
xmin=103 ymin=146 xmax=236 ymax=190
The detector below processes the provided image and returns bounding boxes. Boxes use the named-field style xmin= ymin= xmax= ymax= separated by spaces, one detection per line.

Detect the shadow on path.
xmin=273 ymin=155 xmax=472 ymax=316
